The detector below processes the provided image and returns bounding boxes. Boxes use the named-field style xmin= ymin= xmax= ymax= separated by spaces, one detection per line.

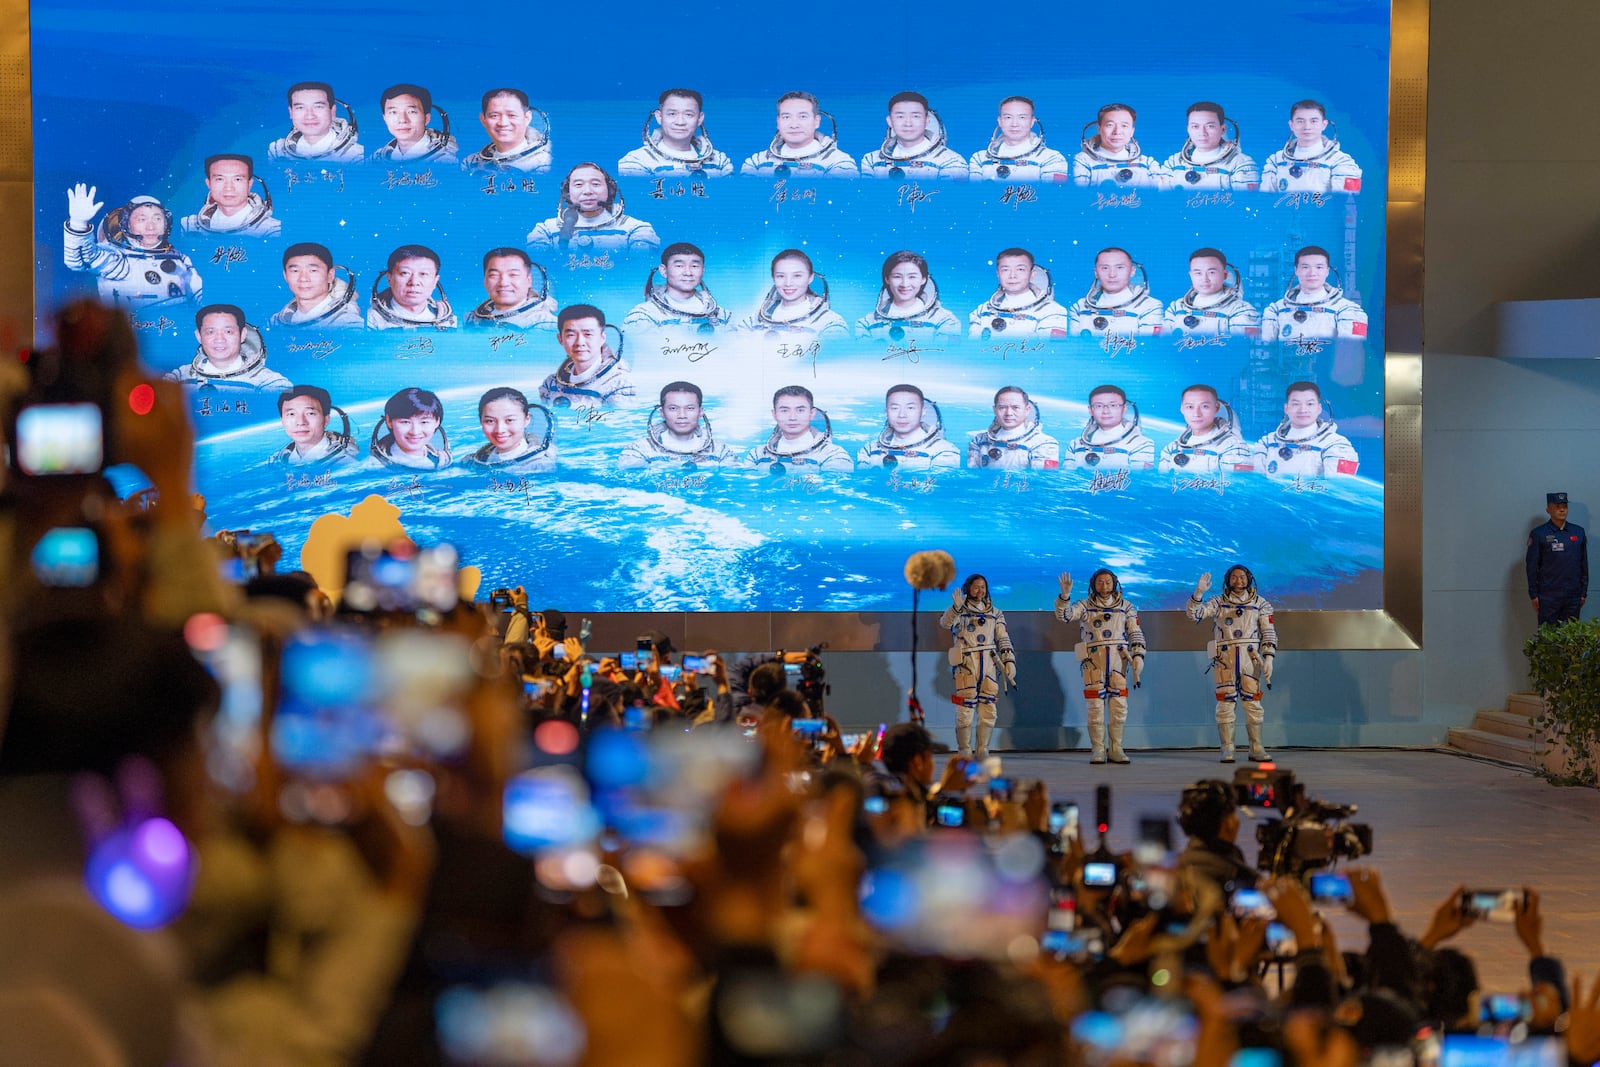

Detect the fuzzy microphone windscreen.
xmin=904 ymin=550 xmax=956 ymax=591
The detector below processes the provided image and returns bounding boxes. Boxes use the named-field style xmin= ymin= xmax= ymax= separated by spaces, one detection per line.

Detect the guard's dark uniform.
xmin=1527 ymin=519 xmax=1588 ymax=625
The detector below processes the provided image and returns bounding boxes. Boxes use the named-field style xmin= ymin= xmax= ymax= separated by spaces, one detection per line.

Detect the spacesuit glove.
xmin=67 ymin=183 xmax=103 ymax=228
xmin=1131 ymin=658 xmax=1143 ymax=688
xmin=1004 ymin=662 xmax=1017 ymax=687
xmin=1262 ymin=656 xmax=1274 ymax=689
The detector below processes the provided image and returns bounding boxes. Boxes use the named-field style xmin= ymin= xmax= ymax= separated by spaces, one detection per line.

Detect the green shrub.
xmin=1525 ymin=618 xmax=1600 ymax=786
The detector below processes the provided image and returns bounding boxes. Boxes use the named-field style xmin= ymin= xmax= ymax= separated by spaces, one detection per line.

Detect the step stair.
xmin=1444 ymin=693 xmax=1547 ymax=770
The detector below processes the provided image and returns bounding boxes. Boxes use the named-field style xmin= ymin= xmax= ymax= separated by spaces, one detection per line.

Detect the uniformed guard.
xmin=1526 ymin=492 xmax=1588 ymax=626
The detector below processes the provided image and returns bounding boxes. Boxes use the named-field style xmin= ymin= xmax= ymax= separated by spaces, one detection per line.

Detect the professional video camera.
xmin=798 ymin=642 xmax=830 ymax=717
xmin=1233 ymin=766 xmax=1373 ymax=880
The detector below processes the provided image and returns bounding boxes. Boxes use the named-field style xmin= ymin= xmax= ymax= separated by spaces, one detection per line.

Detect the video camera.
xmin=1234 ymin=766 xmax=1372 ymax=879
xmin=797 ymin=642 xmax=829 ymax=716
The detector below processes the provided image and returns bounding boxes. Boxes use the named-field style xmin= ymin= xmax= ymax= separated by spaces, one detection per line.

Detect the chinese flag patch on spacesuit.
xmin=1232 ymin=463 xmax=1254 ymax=472
xmin=1343 ymin=177 xmax=1362 ymax=191
xmin=1049 ymin=329 xmax=1067 ymax=338
xmin=1351 ymin=322 xmax=1368 ymax=337
xmin=1336 ymin=459 xmax=1359 ymax=474
xmin=1043 ymin=460 xmax=1060 ymax=470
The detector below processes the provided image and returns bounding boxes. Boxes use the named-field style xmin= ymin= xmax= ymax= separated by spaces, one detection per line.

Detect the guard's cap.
xmin=540 ymin=608 xmax=567 ymax=637
xmin=1548 ymin=492 xmax=1569 ymax=505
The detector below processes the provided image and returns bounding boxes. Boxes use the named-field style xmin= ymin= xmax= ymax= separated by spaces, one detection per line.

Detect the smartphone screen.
xmin=1083 ymin=861 xmax=1116 ymax=887
xmin=1309 ymin=871 xmax=1353 ymax=905
xmin=681 ymin=654 xmax=704 ymax=672
xmin=15 ymin=403 xmax=103 ymax=475
xmin=30 ymin=527 xmax=99 ymax=586
xmin=935 ymin=802 xmax=965 ymax=828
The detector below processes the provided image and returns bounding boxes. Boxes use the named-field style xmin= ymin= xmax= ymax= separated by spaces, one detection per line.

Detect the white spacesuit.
xmin=179 ymin=193 xmax=281 ymax=239
xmin=966 ymin=406 xmax=1060 ymax=470
xmin=371 ymin=128 xmax=458 ymax=164
xmin=527 ymin=202 xmax=660 ymax=255
xmin=856 ymin=277 xmax=960 ymax=341
xmin=366 ymin=288 xmax=458 ymax=331
xmin=618 ymin=409 xmax=736 ymax=469
xmin=1157 ymin=417 xmax=1253 ymax=474
xmin=1070 ymin=137 xmax=1168 ymax=188
xmin=63 ymin=196 xmax=203 ymax=310
xmin=740 ymin=134 xmax=859 ymax=178
xmin=745 ymin=417 xmax=854 ymax=474
xmin=939 ymin=579 xmax=1016 ymax=759
xmin=624 ymin=269 xmax=728 ymax=334
xmin=861 ymin=113 xmax=969 ymax=180
xmin=539 ymin=349 xmax=636 ymax=408
xmin=736 ymin=290 xmax=849 ymax=339
xmin=464 ymin=406 xmax=557 ymax=471
xmin=968 ymin=131 xmax=1069 ymax=182
xmin=856 ymin=403 xmax=961 ymax=471
xmin=1164 ymin=286 xmax=1261 ymax=338
xmin=1252 ymin=417 xmax=1359 ymax=478
xmin=1187 ymin=566 xmax=1277 ymax=762
xmin=1068 ymin=283 xmax=1165 ymax=338
xmin=164 ymin=324 xmax=290 ymax=391
xmin=1262 ymin=285 xmax=1368 ymax=343
xmin=1063 ymin=412 xmax=1155 ymax=470
xmin=1261 ymin=137 xmax=1362 ymax=194
xmin=267 ymin=117 xmax=363 ymax=163
xmin=1055 ymin=569 xmax=1145 ymax=763
xmin=1162 ymin=140 xmax=1259 ymax=190
xmin=968 ymin=267 xmax=1069 ymax=339
xmin=370 ymin=425 xmax=452 ymax=471
xmin=268 ymin=426 xmax=360 ymax=468
xmin=463 ymin=132 xmax=552 ymax=174
xmin=618 ymin=120 xmax=733 ymax=177
xmin=269 ymin=271 xmax=362 ymax=329
xmin=464 ymin=295 xmax=557 ymax=331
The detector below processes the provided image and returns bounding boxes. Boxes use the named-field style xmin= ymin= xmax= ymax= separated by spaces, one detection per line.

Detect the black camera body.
xmin=1241 ymin=767 xmax=1373 ymax=879
xmin=798 ymin=642 xmax=829 ymax=716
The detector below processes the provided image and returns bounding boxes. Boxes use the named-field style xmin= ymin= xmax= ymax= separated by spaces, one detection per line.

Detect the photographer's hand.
xmin=1346 ymin=866 xmax=1392 ymax=925
xmin=1418 ymin=884 xmax=1473 ymax=949
xmin=1515 ymin=887 xmax=1545 ymax=957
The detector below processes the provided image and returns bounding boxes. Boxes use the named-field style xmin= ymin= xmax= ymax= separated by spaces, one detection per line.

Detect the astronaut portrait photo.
xmin=463 ymin=247 xmax=556 ymax=331
xmin=1064 ymin=383 xmax=1155 ymax=470
xmin=165 ymin=304 xmax=290 ymax=391
xmin=1071 ymin=103 xmax=1169 ymax=188
xmin=967 ymin=247 xmax=1068 ymax=339
xmin=370 ymin=83 xmax=458 ymax=164
xmin=462 ymin=88 xmax=551 ymax=173
xmin=1068 ymin=247 xmax=1164 ymax=338
xmin=969 ymin=96 xmax=1068 ymax=182
xmin=267 ymin=81 xmax=363 ymax=163
xmin=859 ymin=91 xmax=968 ymax=181
xmin=1163 ymin=101 xmax=1259 ymax=190
xmin=618 ymin=88 xmax=732 ymax=178
xmin=370 ymin=386 xmax=452 ymax=470
xmin=1163 ymin=248 xmax=1260 ymax=338
xmin=63 ymin=184 xmax=203 ymax=309
xmin=737 ymin=249 xmax=848 ymax=338
xmin=856 ymin=251 xmax=960 ymax=340
xmin=539 ymin=304 xmax=636 ymax=408
xmin=465 ymin=387 xmax=557 ymax=470
xmin=180 ymin=154 xmax=280 ymax=238
xmin=1261 ymin=245 xmax=1368 ymax=343
xmin=740 ymin=91 xmax=858 ymax=178
xmin=1251 ymin=380 xmax=1360 ymax=478
xmin=268 ymin=385 xmax=359 ymax=468
xmin=1156 ymin=384 xmax=1252 ymax=474
xmin=367 ymin=244 xmax=457 ymax=330
xmin=1260 ymin=99 xmax=1362 ymax=194
xmin=269 ymin=242 xmax=362 ymax=329
xmin=966 ymin=386 xmax=1060 ymax=470
xmin=624 ymin=242 xmax=729 ymax=335
xmin=526 ymin=163 xmax=660 ymax=254
xmin=618 ymin=381 xmax=736 ymax=469
xmin=745 ymin=385 xmax=854 ymax=473
xmin=856 ymin=383 xmax=961 ymax=471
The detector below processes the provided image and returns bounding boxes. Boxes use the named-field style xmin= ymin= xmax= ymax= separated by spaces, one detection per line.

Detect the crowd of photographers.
xmin=2 ymin=304 xmax=1598 ymax=1066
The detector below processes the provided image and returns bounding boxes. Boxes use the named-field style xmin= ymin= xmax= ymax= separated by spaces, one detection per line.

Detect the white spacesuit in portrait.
xmin=1054 ymin=569 xmax=1146 ymax=764
xmin=618 ymin=408 xmax=736 ymax=470
xmin=1068 ymin=253 xmax=1164 ymax=338
xmin=1187 ymin=565 xmax=1277 ymax=762
xmin=1063 ymin=394 xmax=1155 ymax=471
xmin=1164 ymin=139 xmax=1259 ymax=190
xmin=539 ymin=348 xmax=635 ymax=408
xmin=861 ymin=102 xmax=968 ymax=180
xmin=736 ymin=271 xmax=849 ymax=339
xmin=269 ymin=429 xmax=360 ymax=468
xmin=164 ymin=319 xmax=290 ymax=392
xmin=1262 ymin=286 xmax=1368 ymax=343
xmin=968 ymin=262 xmax=1069 ymax=339
xmin=62 ymin=188 xmax=203 ymax=310
xmin=967 ymin=389 xmax=1060 ymax=470
xmin=527 ymin=167 xmax=660 ymax=254
xmin=742 ymin=94 xmax=858 ymax=177
xmin=1158 ymin=413 xmax=1252 ymax=474
xmin=367 ymin=284 xmax=458 ymax=331
xmin=1261 ymin=136 xmax=1361 ymax=194
xmin=1252 ymin=415 xmax=1360 ymax=478
xmin=373 ymin=127 xmax=458 ymax=163
xmin=624 ymin=266 xmax=729 ymax=335
xmin=968 ymin=132 xmax=1069 ymax=182
xmin=856 ymin=390 xmax=961 ymax=471
xmin=1070 ymin=105 xmax=1167 ymax=188
xmin=939 ymin=575 xmax=1016 ymax=759
xmin=463 ymin=401 xmax=558 ymax=472
xmin=1164 ymin=288 xmax=1260 ymax=338
xmin=268 ymin=83 xmax=363 ymax=163
xmin=464 ymin=294 xmax=557 ymax=330
xmin=618 ymin=92 xmax=732 ymax=177
xmin=269 ymin=270 xmax=362 ymax=329
xmin=856 ymin=269 xmax=960 ymax=341
xmin=268 ymin=389 xmax=360 ymax=469
xmin=179 ymin=187 xmax=281 ymax=239
xmin=746 ymin=389 xmax=853 ymax=474
xmin=463 ymin=133 xmax=552 ymax=173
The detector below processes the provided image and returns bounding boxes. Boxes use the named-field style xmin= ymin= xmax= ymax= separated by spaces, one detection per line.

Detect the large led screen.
xmin=32 ymin=0 xmax=1389 ymax=613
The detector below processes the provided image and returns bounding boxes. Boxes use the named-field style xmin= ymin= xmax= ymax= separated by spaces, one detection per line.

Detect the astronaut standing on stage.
xmin=1262 ymin=246 xmax=1368 ymax=343
xmin=618 ymin=88 xmax=732 ymax=177
xmin=1261 ymin=100 xmax=1362 ymax=194
xmin=270 ymin=242 xmax=362 ymax=329
xmin=1163 ymin=102 xmax=1258 ymax=191
xmin=180 ymin=154 xmax=280 ymax=239
xmin=968 ymin=248 xmax=1069 ymax=338
xmin=1064 ymin=383 xmax=1154 ymax=470
xmin=1158 ymin=384 xmax=1252 ymax=474
xmin=539 ymin=304 xmax=636 ymax=408
xmin=527 ymin=163 xmax=661 ymax=254
xmin=1164 ymin=248 xmax=1260 ymax=338
xmin=860 ymin=91 xmax=969 ymax=180
xmin=618 ymin=381 xmax=735 ymax=469
xmin=267 ymin=81 xmax=363 ymax=163
xmin=969 ymin=96 xmax=1069 ymax=182
xmin=63 ymin=184 xmax=203 ymax=309
xmin=939 ymin=574 xmax=1016 ymax=760
xmin=371 ymin=83 xmax=458 ymax=164
xmin=1055 ymin=569 xmax=1145 ymax=764
xmin=1069 ymin=247 xmax=1164 ymax=338
xmin=164 ymin=304 xmax=290 ymax=391
xmin=967 ymin=386 xmax=1060 ymax=470
xmin=857 ymin=384 xmax=960 ymax=470
xmin=464 ymin=247 xmax=556 ymax=330
xmin=1187 ymin=566 xmax=1276 ymax=763
xmin=462 ymin=88 xmax=551 ymax=173
xmin=1251 ymin=380 xmax=1360 ymax=477
xmin=1070 ymin=103 xmax=1169 ymax=188
xmin=624 ymin=242 xmax=728 ymax=334
xmin=740 ymin=91 xmax=858 ymax=178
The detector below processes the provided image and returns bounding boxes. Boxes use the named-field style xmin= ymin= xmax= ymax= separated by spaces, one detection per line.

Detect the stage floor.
xmin=990 ymin=748 xmax=1600 ymax=993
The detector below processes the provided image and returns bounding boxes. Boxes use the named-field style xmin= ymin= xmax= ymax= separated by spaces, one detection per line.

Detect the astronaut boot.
xmin=975 ymin=722 xmax=994 ymax=761
xmin=955 ymin=719 xmax=974 ymax=760
xmin=1107 ymin=698 xmax=1131 ymax=764
xmin=1086 ymin=701 xmax=1107 ymax=764
xmin=1216 ymin=702 xmax=1237 ymax=763
xmin=1245 ymin=712 xmax=1271 ymax=762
